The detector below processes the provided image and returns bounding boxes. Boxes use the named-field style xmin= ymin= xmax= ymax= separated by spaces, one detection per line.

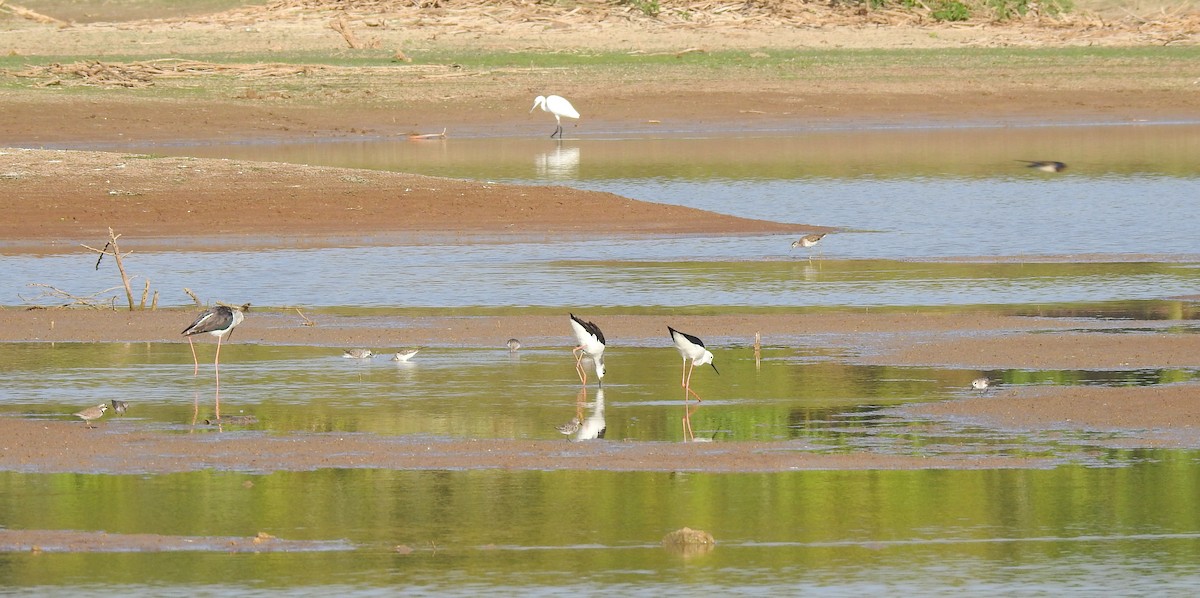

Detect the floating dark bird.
xmin=1018 ymin=160 xmax=1067 ymax=173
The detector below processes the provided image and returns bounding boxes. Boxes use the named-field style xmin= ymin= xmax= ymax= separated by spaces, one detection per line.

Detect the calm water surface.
xmin=5 ymin=123 xmax=1200 ymax=594
xmin=6 ymin=123 xmax=1200 ymax=309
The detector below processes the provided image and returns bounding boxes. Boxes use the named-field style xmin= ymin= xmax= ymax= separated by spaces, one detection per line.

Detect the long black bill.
xmin=711 ymin=363 xmax=719 ymax=375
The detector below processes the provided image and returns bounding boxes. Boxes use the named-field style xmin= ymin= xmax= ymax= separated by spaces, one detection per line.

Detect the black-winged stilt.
xmin=1018 ymin=160 xmax=1067 ymax=173
xmin=531 ymin=95 xmax=580 ymax=139
xmin=668 ymin=326 xmax=718 ymax=402
xmin=182 ymin=303 xmax=247 ymax=419
xmin=669 ymin=327 xmax=717 ymax=442
xmin=569 ymin=313 xmax=606 ymax=387
xmin=74 ymin=403 xmax=108 ymax=428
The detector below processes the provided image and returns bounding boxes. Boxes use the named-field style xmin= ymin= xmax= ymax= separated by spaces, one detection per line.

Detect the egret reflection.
xmin=535 ymin=145 xmax=581 ymax=180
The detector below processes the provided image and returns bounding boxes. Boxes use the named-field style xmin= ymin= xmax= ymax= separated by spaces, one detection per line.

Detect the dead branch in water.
xmin=183 ymin=287 xmax=204 ymax=306
xmin=21 ymin=283 xmax=123 ymax=309
xmin=81 ymin=228 xmax=137 ymax=310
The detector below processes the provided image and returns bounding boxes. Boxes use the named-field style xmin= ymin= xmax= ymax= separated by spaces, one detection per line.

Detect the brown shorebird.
xmin=110 ymin=400 xmax=128 ymax=415
xmin=1018 ymin=160 xmax=1067 ymax=173
xmin=506 ymin=338 xmax=522 ymax=352
xmin=971 ymin=377 xmax=994 ymax=395
xmin=343 ymin=348 xmax=374 ymax=359
xmin=791 ymin=233 xmax=827 ymax=261
xmin=74 ymin=403 xmax=108 ymax=428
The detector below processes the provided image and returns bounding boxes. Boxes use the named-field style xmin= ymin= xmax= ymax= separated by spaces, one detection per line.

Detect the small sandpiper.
xmin=74 ymin=403 xmax=108 ymax=428
xmin=391 ymin=349 xmax=419 ymax=362
xmin=971 ymin=377 xmax=993 ymax=395
xmin=343 ymin=349 xmax=374 ymax=359
xmin=556 ymin=417 xmax=581 ymax=437
xmin=110 ymin=400 xmax=128 ymax=415
xmin=506 ymin=338 xmax=522 ymax=352
xmin=791 ymin=233 xmax=827 ymax=261
xmin=791 ymin=233 xmax=827 ymax=250
xmin=1018 ymin=160 xmax=1067 ymax=173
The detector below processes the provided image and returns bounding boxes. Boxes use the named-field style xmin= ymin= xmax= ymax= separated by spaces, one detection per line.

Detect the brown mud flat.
xmin=0 ymin=148 xmax=823 ymax=248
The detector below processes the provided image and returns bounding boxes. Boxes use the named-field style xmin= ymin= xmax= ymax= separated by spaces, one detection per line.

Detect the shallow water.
xmin=5 ymin=123 xmax=1200 ymax=593
xmin=7 ymin=123 xmax=1200 ymax=309
xmin=4 ymin=464 xmax=1200 ymax=595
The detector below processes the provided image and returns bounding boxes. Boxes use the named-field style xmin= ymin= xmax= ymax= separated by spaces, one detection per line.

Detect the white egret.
xmin=530 ymin=95 xmax=580 ymax=139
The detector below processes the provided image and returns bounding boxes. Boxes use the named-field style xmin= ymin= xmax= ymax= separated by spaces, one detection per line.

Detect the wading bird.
xmin=391 ymin=349 xmax=419 ymax=362
xmin=669 ymin=327 xmax=718 ymax=441
xmin=182 ymin=303 xmax=248 ymax=419
xmin=569 ymin=313 xmax=606 ymax=387
xmin=668 ymin=326 xmax=718 ymax=403
xmin=791 ymin=233 xmax=827 ymax=261
xmin=1018 ymin=160 xmax=1067 ymax=173
xmin=971 ymin=377 xmax=993 ymax=395
xmin=530 ymin=95 xmax=580 ymax=139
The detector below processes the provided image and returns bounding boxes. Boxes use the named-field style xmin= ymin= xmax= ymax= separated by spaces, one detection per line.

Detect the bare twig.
xmin=80 ymin=228 xmax=136 ymax=310
xmin=295 ymin=308 xmax=317 ymax=327
xmin=329 ymin=15 xmax=362 ymax=49
xmin=183 ymin=287 xmax=203 ymax=306
xmin=0 ymin=1 xmax=69 ymax=26
xmin=21 ymin=283 xmax=125 ymax=309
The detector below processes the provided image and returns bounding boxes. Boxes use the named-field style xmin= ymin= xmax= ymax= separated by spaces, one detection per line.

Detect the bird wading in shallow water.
xmin=791 ymin=233 xmax=827 ymax=261
xmin=182 ymin=303 xmax=248 ymax=419
xmin=971 ymin=377 xmax=994 ymax=395
xmin=1018 ymin=160 xmax=1067 ymax=173
xmin=569 ymin=313 xmax=606 ymax=387
xmin=669 ymin=327 xmax=718 ymax=441
xmin=391 ymin=349 xmax=419 ymax=362
xmin=506 ymin=338 xmax=522 ymax=352
xmin=110 ymin=400 xmax=128 ymax=415
xmin=530 ymin=95 xmax=580 ymax=139
xmin=668 ymin=326 xmax=718 ymax=403
xmin=343 ymin=348 xmax=374 ymax=359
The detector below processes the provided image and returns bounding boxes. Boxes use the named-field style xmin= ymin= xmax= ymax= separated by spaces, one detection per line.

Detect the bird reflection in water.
xmin=535 ymin=145 xmax=581 ymax=180
xmin=557 ymin=387 xmax=606 ymax=442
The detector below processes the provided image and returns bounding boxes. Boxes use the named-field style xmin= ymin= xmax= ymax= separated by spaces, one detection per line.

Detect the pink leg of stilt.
xmin=573 ymin=346 xmax=587 ymax=386
xmin=189 ymin=336 xmax=199 ymax=376
xmin=683 ymin=361 xmax=703 ymax=403
xmin=213 ymin=335 xmax=223 ymax=420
